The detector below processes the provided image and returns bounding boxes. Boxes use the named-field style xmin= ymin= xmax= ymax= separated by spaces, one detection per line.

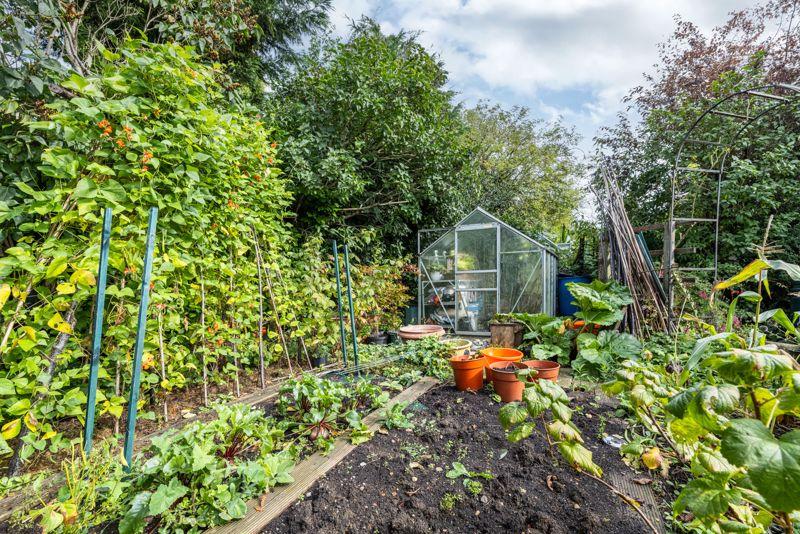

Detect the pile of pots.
xmin=449 ymin=346 xmax=560 ymax=402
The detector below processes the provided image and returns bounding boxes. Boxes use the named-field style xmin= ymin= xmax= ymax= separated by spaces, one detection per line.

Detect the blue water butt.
xmin=557 ymin=275 xmax=591 ymax=316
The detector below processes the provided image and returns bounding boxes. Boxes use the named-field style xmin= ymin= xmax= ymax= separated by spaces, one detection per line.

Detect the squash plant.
xmin=565 ymin=280 xmax=641 ymax=380
xmin=603 ymin=258 xmax=800 ymax=532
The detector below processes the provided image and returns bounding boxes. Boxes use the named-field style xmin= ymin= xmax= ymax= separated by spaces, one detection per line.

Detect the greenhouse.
xmin=417 ymin=208 xmax=557 ymax=335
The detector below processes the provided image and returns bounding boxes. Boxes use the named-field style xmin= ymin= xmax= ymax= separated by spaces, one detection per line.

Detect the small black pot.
xmin=387 ymin=331 xmax=399 ymax=344
xmin=364 ymin=332 xmax=389 ymax=345
xmin=311 ymin=355 xmax=328 ymax=368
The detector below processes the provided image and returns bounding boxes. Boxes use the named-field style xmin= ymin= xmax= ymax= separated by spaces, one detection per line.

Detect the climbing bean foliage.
xmin=0 ymin=40 xmax=403 ymax=469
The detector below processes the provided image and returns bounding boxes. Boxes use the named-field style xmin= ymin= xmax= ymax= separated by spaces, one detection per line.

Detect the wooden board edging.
xmin=207 ymin=377 xmax=440 ymax=534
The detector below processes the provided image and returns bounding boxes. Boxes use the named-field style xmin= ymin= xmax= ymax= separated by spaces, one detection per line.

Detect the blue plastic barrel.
xmin=557 ymin=275 xmax=591 ymax=316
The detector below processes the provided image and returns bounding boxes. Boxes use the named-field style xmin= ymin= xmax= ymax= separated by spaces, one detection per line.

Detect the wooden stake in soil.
xmin=157 ymin=309 xmax=169 ymax=420
xmin=252 ymin=228 xmax=267 ymax=388
xmin=228 ymin=256 xmax=241 ymax=398
xmin=200 ymin=273 xmax=209 ymax=407
xmin=251 ymin=228 xmax=293 ymax=375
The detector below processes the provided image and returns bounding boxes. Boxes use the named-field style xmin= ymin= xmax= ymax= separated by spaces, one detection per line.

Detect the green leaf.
xmin=706 ymin=348 xmax=796 ymax=383
xmin=551 ymin=401 xmax=572 ymax=423
xmin=674 ymin=478 xmax=740 ymax=519
xmin=714 ymin=259 xmax=769 ymax=291
xmin=45 ymin=257 xmax=69 ymax=279
xmin=7 ymin=398 xmax=30 ymax=416
xmin=523 ymin=386 xmax=550 ymax=417
xmin=119 ymin=491 xmax=151 ymax=534
xmin=630 ymin=384 xmax=655 ymax=407
xmin=225 ymin=497 xmax=247 ymax=519
xmin=546 ymin=420 xmax=583 ymax=443
xmin=498 ymin=402 xmax=528 ymax=429
xmin=507 ymin=422 xmax=534 ymax=442
xmin=148 ymin=478 xmax=188 ymax=516
xmin=721 ymin=419 xmax=800 ymax=512
xmin=687 ymin=332 xmax=741 ymax=370
xmin=446 ymin=462 xmax=469 ymax=479
xmin=557 ymin=441 xmax=602 ymax=476
xmin=40 ymin=507 xmax=63 ymax=533
xmin=191 ymin=445 xmax=215 ymax=471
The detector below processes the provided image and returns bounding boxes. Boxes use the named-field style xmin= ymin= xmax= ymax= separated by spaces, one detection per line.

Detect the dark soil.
xmin=264 ymin=384 xmax=650 ymax=534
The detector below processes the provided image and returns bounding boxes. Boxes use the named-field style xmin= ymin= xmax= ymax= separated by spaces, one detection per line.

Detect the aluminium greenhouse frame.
xmin=417 ymin=208 xmax=557 ymax=336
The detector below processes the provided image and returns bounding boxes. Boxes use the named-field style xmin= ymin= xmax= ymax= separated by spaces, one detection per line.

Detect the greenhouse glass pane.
xmin=459 ymin=209 xmax=495 ymax=226
xmin=420 ymin=231 xmax=455 ymax=282
xmin=500 ymin=248 xmax=543 ymax=314
xmin=456 ymin=272 xmax=496 ymax=290
xmin=455 ymin=227 xmax=497 ymax=272
xmin=422 ymin=282 xmax=455 ymax=330
xmin=455 ymin=290 xmax=496 ymax=333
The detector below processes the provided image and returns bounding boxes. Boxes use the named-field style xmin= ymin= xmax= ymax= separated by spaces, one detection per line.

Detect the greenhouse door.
xmin=454 ymin=223 xmax=499 ymax=335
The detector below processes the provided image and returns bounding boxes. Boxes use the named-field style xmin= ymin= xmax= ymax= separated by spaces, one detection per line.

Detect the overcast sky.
xmin=328 ymin=0 xmax=755 ymax=156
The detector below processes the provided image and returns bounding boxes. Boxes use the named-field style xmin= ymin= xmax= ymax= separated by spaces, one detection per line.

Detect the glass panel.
xmin=456 ymin=272 xmax=496 ymax=290
xmin=422 ymin=282 xmax=456 ymax=330
xmin=501 ymin=228 xmax=536 ymax=253
xmin=420 ymin=231 xmax=455 ymax=282
xmin=455 ymin=290 xmax=496 ymax=333
xmin=459 ymin=209 xmax=495 ymax=226
xmin=456 ymin=227 xmax=496 ymax=272
xmin=500 ymin=248 xmax=543 ymax=313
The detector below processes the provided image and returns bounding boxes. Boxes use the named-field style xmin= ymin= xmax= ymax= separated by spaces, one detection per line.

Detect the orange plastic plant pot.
xmin=449 ymin=355 xmax=485 ymax=392
xmin=521 ymin=360 xmax=561 ymax=382
xmin=489 ymin=361 xmax=525 ymax=402
xmin=480 ymin=347 xmax=523 ymax=380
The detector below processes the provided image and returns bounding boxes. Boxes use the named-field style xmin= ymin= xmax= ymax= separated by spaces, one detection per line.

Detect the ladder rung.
xmin=685 ymin=138 xmax=725 ymax=146
xmin=709 ymin=109 xmax=750 ymax=120
xmin=649 ymin=247 xmax=697 ymax=256
xmin=674 ymin=217 xmax=716 ymax=223
xmin=746 ymin=90 xmax=789 ymax=102
xmin=676 ymin=166 xmax=720 ymax=174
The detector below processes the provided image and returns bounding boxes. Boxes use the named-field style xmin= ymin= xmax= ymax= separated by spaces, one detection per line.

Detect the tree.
xmin=460 ymin=103 xmax=582 ymax=237
xmin=268 ymin=19 xmax=469 ymax=251
xmin=595 ymin=0 xmax=800 ymax=285
xmin=0 ymin=0 xmax=330 ymax=100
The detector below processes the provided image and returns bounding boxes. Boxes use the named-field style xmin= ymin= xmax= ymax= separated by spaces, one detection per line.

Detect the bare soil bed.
xmin=264 ymin=383 xmax=649 ymax=534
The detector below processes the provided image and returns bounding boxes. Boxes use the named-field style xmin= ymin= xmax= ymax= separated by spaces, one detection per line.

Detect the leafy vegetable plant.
xmin=602 ymin=257 xmax=800 ymax=533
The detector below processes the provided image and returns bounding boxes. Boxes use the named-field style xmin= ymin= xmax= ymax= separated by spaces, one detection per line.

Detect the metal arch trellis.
xmin=664 ymin=82 xmax=800 ymax=308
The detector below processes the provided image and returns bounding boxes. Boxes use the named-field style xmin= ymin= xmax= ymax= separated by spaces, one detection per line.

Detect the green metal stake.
xmin=343 ymin=244 xmax=359 ymax=372
xmin=332 ymin=240 xmax=348 ymax=367
xmin=83 ymin=207 xmax=112 ymax=454
xmin=123 ymin=207 xmax=158 ymax=469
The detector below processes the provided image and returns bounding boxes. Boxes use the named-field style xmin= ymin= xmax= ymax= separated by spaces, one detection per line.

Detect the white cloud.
xmin=328 ymin=0 xmax=755 ymax=150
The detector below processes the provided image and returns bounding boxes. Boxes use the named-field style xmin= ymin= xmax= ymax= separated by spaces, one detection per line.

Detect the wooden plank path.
xmin=208 ymin=377 xmax=439 ymax=534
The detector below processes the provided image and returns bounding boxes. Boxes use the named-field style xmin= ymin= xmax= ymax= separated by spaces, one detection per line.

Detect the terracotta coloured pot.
xmin=449 ymin=355 xmax=485 ymax=392
xmin=521 ymin=360 xmax=561 ymax=382
xmin=397 ymin=324 xmax=445 ymax=342
xmin=569 ymin=320 xmax=601 ymax=335
xmin=489 ymin=361 xmax=525 ymax=402
xmin=444 ymin=338 xmax=472 ymax=358
xmin=481 ymin=347 xmax=523 ymax=380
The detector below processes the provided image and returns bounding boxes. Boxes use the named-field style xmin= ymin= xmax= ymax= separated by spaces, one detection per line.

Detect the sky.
xmin=327 ymin=0 xmax=756 ymax=157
